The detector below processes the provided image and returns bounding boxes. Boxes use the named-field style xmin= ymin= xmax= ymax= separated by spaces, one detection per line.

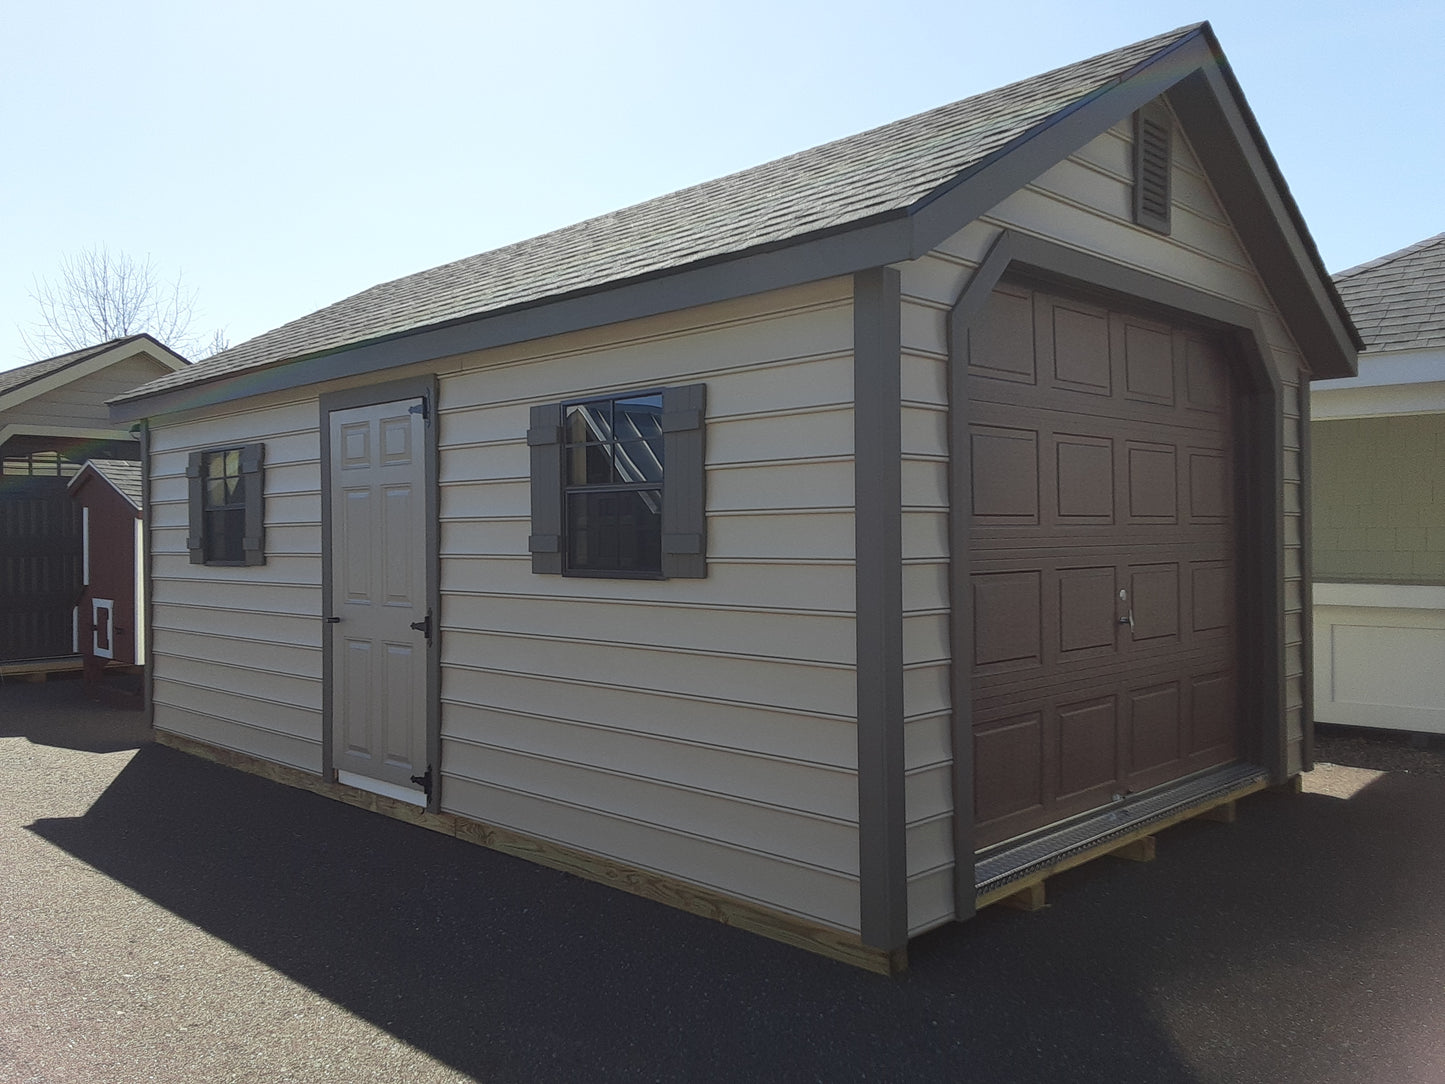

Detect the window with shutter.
xmin=187 ymin=443 xmax=266 ymax=566
xmin=528 ymin=384 xmax=706 ymax=578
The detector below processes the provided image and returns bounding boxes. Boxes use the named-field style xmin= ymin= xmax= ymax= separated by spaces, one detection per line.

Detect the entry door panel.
xmin=329 ymin=400 xmax=429 ymax=794
xmin=968 ymin=283 xmax=1239 ymax=848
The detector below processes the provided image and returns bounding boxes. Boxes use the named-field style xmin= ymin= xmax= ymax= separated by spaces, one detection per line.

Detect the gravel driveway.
xmin=4 ymin=678 xmax=1444 ymax=1083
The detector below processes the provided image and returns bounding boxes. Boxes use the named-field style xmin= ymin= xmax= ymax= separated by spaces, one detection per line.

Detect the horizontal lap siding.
xmin=897 ymin=115 xmax=1312 ymax=933
xmin=148 ymin=396 xmax=323 ymax=772
xmin=436 ymin=279 xmax=863 ymax=932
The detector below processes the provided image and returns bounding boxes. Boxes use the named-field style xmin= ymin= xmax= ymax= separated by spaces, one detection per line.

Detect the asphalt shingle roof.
xmin=84 ymin=459 xmax=144 ymax=506
xmin=115 ymin=24 xmax=1203 ymax=403
xmin=1333 ymin=233 xmax=1445 ymax=353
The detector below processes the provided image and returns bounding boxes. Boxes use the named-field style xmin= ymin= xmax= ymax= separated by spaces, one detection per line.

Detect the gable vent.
xmin=1133 ymin=102 xmax=1172 ymax=235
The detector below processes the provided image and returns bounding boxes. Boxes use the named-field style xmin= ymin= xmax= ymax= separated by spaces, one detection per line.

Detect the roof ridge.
xmin=1333 ymin=231 xmax=1445 ymax=281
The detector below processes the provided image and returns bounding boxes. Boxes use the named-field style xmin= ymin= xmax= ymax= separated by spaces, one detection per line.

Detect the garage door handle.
xmin=1118 ymin=611 xmax=1134 ymax=627
xmin=324 ymin=616 xmax=341 ymax=624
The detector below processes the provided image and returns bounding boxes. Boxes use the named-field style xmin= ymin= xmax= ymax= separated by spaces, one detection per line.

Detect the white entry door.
xmin=327 ymin=398 xmax=431 ymax=803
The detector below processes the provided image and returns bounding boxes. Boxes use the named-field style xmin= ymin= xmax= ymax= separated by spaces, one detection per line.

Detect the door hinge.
xmin=409 ymin=610 xmax=432 ymax=643
xmin=409 ymin=399 xmax=429 ymax=421
xmin=410 ymin=766 xmax=433 ymax=800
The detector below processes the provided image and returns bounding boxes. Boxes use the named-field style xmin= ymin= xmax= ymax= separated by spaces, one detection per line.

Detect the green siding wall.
xmin=1312 ymin=415 xmax=1445 ymax=584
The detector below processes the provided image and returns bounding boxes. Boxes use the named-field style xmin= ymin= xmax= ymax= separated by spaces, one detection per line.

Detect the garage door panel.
xmin=1040 ymin=298 xmax=1113 ymax=396
xmin=1058 ymin=566 xmax=1119 ymax=656
xmin=972 ymin=571 xmax=1041 ymax=669
xmin=1126 ymin=443 xmax=1179 ymax=522
xmin=1127 ymin=681 xmax=1183 ymax=778
xmin=968 ymin=284 xmax=1036 ymax=385
xmin=1117 ymin=313 xmax=1176 ymax=406
xmin=1055 ymin=695 xmax=1119 ymax=801
xmin=1187 ymin=450 xmax=1230 ymax=521
xmin=974 ymin=713 xmax=1045 ymax=827
xmin=1054 ymin=434 xmax=1115 ymax=522
xmin=970 ymin=426 xmax=1039 ymax=522
xmin=967 ymin=282 xmax=1240 ymax=848
xmin=1129 ymin=563 xmax=1180 ymax=642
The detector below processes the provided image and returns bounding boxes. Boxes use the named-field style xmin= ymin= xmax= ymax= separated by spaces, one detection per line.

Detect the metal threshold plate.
xmin=975 ymin=762 xmax=1270 ymax=897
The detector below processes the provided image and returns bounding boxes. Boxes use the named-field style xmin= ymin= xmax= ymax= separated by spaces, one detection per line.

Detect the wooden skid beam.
xmin=1198 ymin=800 xmax=1237 ymax=824
xmin=1108 ymin=836 xmax=1156 ymax=863
xmin=997 ymin=881 xmax=1047 ymax=911
xmin=154 ymin=730 xmax=907 ymax=976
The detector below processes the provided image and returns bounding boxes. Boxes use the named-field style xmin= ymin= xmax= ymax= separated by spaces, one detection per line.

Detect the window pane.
xmin=566 ymin=401 xmax=612 ymax=445
xmin=224 ymin=449 xmax=241 ymax=477
xmin=567 ymin=489 xmax=661 ymax=573
xmin=614 ymin=394 xmax=663 ymax=439
xmin=568 ymin=442 xmax=616 ymax=485
xmin=206 ymin=478 xmax=227 ymax=506
xmin=204 ymin=508 xmax=245 ymax=562
xmin=614 ymin=439 xmax=663 ymax=483
xmin=228 ymin=473 xmax=245 ymax=503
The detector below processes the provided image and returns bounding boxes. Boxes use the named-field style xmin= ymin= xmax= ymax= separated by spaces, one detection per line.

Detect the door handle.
xmin=1118 ymin=610 xmax=1134 ymax=627
xmin=324 ymin=616 xmax=341 ymax=624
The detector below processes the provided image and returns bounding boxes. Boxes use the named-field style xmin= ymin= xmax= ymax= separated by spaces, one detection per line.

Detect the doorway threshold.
xmin=337 ymin=770 xmax=426 ymax=807
xmin=975 ymin=762 xmax=1270 ymax=902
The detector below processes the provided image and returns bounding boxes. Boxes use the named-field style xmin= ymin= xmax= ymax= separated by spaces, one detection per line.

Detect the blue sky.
xmin=1 ymin=0 xmax=1439 ymax=371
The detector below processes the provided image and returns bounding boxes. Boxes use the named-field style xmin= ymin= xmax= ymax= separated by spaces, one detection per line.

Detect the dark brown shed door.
xmin=0 ymin=476 xmax=82 ymax=662
xmin=967 ymin=283 xmax=1240 ymax=848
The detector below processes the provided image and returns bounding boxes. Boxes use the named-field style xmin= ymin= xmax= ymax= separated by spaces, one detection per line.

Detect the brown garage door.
xmin=967 ymin=281 xmax=1240 ymax=849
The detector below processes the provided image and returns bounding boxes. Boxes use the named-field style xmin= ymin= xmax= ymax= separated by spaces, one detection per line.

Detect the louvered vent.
xmin=1133 ymin=102 xmax=1172 ymax=234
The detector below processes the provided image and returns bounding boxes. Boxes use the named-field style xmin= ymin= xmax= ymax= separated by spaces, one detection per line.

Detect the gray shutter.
xmin=1133 ymin=100 xmax=1172 ymax=235
xmin=527 ymin=403 xmax=564 ymax=574
xmin=185 ymin=451 xmax=205 ymax=564
xmin=240 ymin=443 xmax=266 ymax=566
xmin=660 ymin=383 xmax=707 ymax=579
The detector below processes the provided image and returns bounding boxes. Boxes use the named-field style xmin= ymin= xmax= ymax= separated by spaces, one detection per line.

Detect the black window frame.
xmin=528 ymin=383 xmax=707 ymax=580
xmin=187 ymin=443 xmax=266 ymax=566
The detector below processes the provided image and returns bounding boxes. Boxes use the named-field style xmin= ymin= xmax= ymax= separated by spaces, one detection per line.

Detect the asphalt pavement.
xmin=3 ymin=677 xmax=1443 ymax=1083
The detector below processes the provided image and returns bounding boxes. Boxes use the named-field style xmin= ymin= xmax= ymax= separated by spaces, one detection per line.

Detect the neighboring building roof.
xmin=1333 ymin=233 xmax=1445 ymax=353
xmin=0 ymin=339 xmax=137 ymax=397
xmin=0 ymin=334 xmax=192 ymax=410
xmin=69 ymin=458 xmax=143 ymax=510
xmin=113 ymin=21 xmax=1358 ymax=413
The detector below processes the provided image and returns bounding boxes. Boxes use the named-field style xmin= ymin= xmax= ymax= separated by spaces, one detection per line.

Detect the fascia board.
xmin=1165 ymin=66 xmax=1360 ymax=380
xmin=111 ymin=215 xmax=912 ymax=422
xmin=1310 ymin=379 xmax=1445 ymax=420
xmin=0 ymin=423 xmax=140 ymax=448
xmin=1311 ymin=346 xmax=1445 ymax=390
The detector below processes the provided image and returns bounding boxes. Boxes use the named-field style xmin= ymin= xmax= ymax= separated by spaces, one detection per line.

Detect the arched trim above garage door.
xmin=945 ymin=229 xmax=1287 ymax=920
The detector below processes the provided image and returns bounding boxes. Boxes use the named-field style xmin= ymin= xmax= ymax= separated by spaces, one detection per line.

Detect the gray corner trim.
xmin=318 ymin=375 xmax=441 ymax=807
xmin=853 ymin=266 xmax=907 ymax=951
xmin=139 ymin=421 xmax=155 ymax=728
xmin=110 ymin=218 xmax=912 ymax=423
xmin=909 ymin=31 xmax=1214 ymax=259
xmin=1298 ymin=381 xmax=1315 ymax=771
xmin=944 ymin=230 xmax=1291 ymax=911
xmin=1165 ymin=65 xmax=1360 ymax=377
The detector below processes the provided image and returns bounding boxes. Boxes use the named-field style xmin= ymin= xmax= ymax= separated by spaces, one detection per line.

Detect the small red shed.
xmin=68 ymin=459 xmax=144 ymax=677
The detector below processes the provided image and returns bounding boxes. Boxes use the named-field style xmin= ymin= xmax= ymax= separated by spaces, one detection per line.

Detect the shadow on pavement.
xmin=25 ymin=741 xmax=1445 ymax=1082
xmin=0 ymin=675 xmax=151 ymax=753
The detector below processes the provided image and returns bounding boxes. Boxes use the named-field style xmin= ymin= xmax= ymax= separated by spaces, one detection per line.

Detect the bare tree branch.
xmin=20 ymin=246 xmax=227 ymax=360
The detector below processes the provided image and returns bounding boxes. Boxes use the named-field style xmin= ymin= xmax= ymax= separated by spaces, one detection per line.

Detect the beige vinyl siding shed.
xmin=114 ymin=23 xmax=1358 ymax=973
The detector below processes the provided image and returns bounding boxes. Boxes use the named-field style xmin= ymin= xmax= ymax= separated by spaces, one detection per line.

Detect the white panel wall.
xmin=3 ymin=355 xmax=174 ymax=432
xmin=896 ymin=110 xmax=1313 ymax=935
